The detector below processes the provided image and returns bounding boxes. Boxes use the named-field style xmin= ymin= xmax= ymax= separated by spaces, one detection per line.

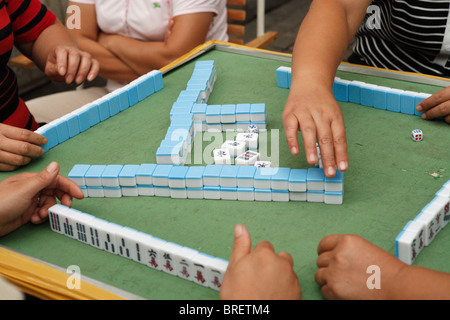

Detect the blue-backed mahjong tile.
xmin=271 ymin=167 xmax=291 ymax=189
xmin=117 ymin=88 xmax=130 ymax=112
xmin=150 ymin=70 xmax=164 ymax=92
xmin=373 ymin=86 xmax=389 ymax=110
xmin=414 ymin=93 xmax=431 ymax=116
xmin=348 ymin=80 xmax=364 ymax=104
xmin=203 ymin=164 xmax=223 ymax=186
xmin=332 ymin=78 xmax=350 ymax=102
xmin=108 ymin=93 xmax=121 ymax=116
xmin=400 ymin=91 xmax=417 ymax=115
xmin=135 ymin=163 xmax=157 ymax=185
xmin=65 ymin=113 xmax=81 ymax=137
xmin=288 ymin=168 xmax=307 ymax=192
xmin=236 ymin=104 xmax=251 ymax=122
xmin=53 ymin=119 xmax=70 ymax=144
xmin=76 ymin=109 xmax=91 ymax=133
xmin=221 ymin=104 xmax=236 ymax=123
xmin=219 ymin=165 xmax=239 ymax=187
xmin=386 ymin=88 xmax=403 ymax=112
xmin=127 ymin=84 xmax=139 ymax=106
xmin=84 ymin=103 xmax=101 ymax=127
xmin=97 ymin=99 xmax=111 ymax=121
xmin=68 ymin=164 xmax=91 ymax=186
xmin=276 ymin=66 xmax=291 ymax=89
xmin=360 ymin=83 xmax=377 ymax=107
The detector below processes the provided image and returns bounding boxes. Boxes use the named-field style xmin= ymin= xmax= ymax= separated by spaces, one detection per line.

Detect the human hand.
xmin=282 ymin=86 xmax=348 ymax=178
xmin=45 ymin=45 xmax=99 ymax=84
xmin=315 ymin=234 xmax=407 ymax=300
xmin=220 ymin=224 xmax=302 ymax=300
xmin=0 ymin=161 xmax=84 ymax=237
xmin=165 ymin=17 xmax=175 ymax=44
xmin=0 ymin=124 xmax=47 ymax=171
xmin=416 ymin=87 xmax=450 ymax=123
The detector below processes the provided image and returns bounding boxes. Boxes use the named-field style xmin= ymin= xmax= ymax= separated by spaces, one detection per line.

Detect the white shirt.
xmin=72 ymin=0 xmax=228 ymax=91
xmin=71 ymin=0 xmax=228 ymax=42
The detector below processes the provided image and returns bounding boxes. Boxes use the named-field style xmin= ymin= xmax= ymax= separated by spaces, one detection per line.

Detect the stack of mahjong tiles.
xmin=395 ymin=180 xmax=450 ymax=265
xmin=48 ymin=204 xmax=228 ymax=291
xmin=276 ymin=66 xmax=431 ymax=117
xmin=36 ymin=70 xmax=164 ymax=153
xmin=68 ymin=163 xmax=344 ymax=204
xmin=157 ymin=60 xmax=267 ymax=166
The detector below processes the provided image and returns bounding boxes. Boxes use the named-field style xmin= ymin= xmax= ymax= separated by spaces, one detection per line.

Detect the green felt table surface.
xmin=1 ymin=45 xmax=449 ymax=300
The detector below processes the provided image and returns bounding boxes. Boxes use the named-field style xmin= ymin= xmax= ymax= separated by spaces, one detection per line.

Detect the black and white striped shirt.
xmin=349 ymin=0 xmax=450 ymax=77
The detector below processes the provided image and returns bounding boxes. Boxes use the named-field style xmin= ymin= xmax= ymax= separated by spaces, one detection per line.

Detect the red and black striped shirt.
xmin=0 ymin=0 xmax=55 ymax=130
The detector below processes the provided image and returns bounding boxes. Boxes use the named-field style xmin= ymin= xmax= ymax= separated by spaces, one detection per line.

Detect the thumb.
xmin=22 ymin=162 xmax=60 ymax=198
xmin=228 ymin=224 xmax=252 ymax=265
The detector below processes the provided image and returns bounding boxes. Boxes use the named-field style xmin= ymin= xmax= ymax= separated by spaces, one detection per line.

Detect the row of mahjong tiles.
xmin=68 ymin=164 xmax=344 ymax=204
xmin=276 ymin=66 xmax=431 ymax=116
xmin=48 ymin=204 xmax=228 ymax=291
xmin=396 ymin=180 xmax=450 ymax=265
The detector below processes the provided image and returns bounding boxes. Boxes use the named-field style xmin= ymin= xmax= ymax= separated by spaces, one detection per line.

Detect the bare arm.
xmin=66 ymin=2 xmax=139 ymax=83
xmin=283 ymin=0 xmax=371 ymax=177
xmin=99 ymin=12 xmax=214 ymax=74
xmin=315 ymin=234 xmax=450 ymax=300
xmin=16 ymin=19 xmax=98 ymax=84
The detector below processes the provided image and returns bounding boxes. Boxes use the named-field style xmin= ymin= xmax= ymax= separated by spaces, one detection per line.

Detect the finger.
xmin=330 ymin=116 xmax=348 ymax=173
xmin=0 ymin=163 xmax=18 ymax=171
xmin=421 ymin=101 xmax=450 ymax=121
xmin=20 ymin=161 xmax=60 ymax=199
xmin=0 ymin=124 xmax=47 ymax=146
xmin=317 ymin=234 xmax=341 ymax=255
xmin=86 ymin=58 xmax=99 ymax=82
xmin=253 ymin=240 xmax=275 ymax=252
xmin=228 ymin=224 xmax=252 ymax=266
xmin=54 ymin=46 xmax=68 ymax=77
xmin=278 ymin=251 xmax=294 ymax=266
xmin=0 ymin=150 xmax=32 ymax=167
xmin=445 ymin=114 xmax=450 ymax=124
xmin=283 ymin=113 xmax=300 ymax=155
xmin=298 ymin=115 xmax=318 ymax=165
xmin=316 ymin=250 xmax=332 ymax=268
xmin=0 ymin=135 xmax=45 ymax=158
xmin=314 ymin=267 xmax=327 ymax=287
xmin=74 ymin=52 xmax=93 ymax=84
xmin=62 ymin=48 xmax=81 ymax=84
xmin=316 ymin=122 xmax=336 ymax=178
xmin=417 ymin=88 xmax=450 ymax=112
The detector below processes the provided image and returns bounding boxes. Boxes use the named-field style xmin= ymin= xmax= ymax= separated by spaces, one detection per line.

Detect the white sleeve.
xmin=172 ymin=0 xmax=222 ymax=17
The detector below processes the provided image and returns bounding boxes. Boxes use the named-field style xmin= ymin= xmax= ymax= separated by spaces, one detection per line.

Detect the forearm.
xmin=106 ymin=36 xmax=177 ymax=74
xmin=390 ymin=265 xmax=450 ymax=300
xmin=18 ymin=20 xmax=76 ymax=71
xmin=291 ymin=0 xmax=369 ymax=91
xmin=72 ymin=34 xmax=139 ymax=82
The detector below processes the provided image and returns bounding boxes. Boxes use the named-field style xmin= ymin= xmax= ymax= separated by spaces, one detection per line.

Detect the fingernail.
xmin=59 ymin=66 xmax=66 ymax=75
xmin=327 ymin=166 xmax=335 ymax=177
xmin=290 ymin=146 xmax=298 ymax=154
xmin=46 ymin=161 xmax=58 ymax=174
xmin=416 ymin=105 xmax=423 ymax=112
xmin=235 ymin=224 xmax=243 ymax=238
xmin=309 ymin=153 xmax=317 ymax=163
xmin=339 ymin=161 xmax=347 ymax=171
xmin=421 ymin=113 xmax=427 ymax=119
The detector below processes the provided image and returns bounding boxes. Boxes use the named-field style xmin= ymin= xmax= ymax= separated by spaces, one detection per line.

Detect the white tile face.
xmin=207 ymin=258 xmax=228 ymax=291
xmin=160 ymin=242 xmax=183 ymax=276
xmin=138 ymin=235 xmax=167 ymax=271
xmin=396 ymin=230 xmax=416 ymax=265
xmin=115 ymin=227 xmax=141 ymax=261
xmin=213 ymin=149 xmax=232 ymax=165
xmin=191 ymin=253 xmax=214 ymax=288
xmin=173 ymin=247 xmax=199 ymax=281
